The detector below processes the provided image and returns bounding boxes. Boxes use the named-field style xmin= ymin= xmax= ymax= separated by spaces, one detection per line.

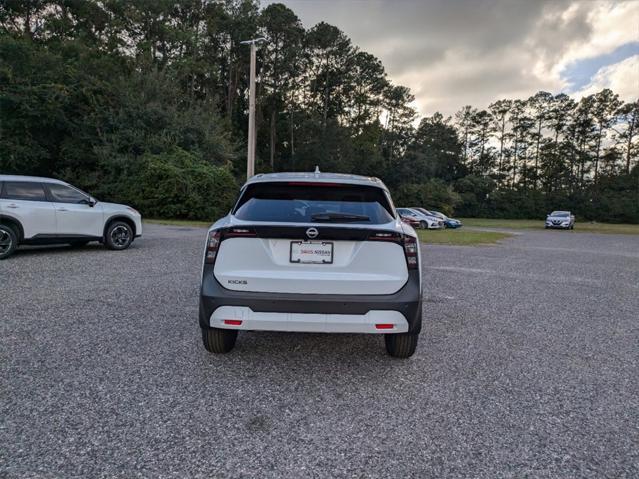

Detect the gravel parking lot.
xmin=2 ymin=224 xmax=638 ymax=478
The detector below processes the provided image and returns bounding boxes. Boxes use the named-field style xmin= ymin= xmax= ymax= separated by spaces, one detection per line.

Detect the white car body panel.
xmin=243 ymin=171 xmax=387 ymax=187
xmin=100 ymin=202 xmax=143 ymax=237
xmin=210 ymin=306 xmax=409 ymax=333
xmin=214 ymin=233 xmax=409 ymax=295
xmin=1 ymin=199 xmax=57 ymax=238
xmin=52 ymin=201 xmax=105 ymax=236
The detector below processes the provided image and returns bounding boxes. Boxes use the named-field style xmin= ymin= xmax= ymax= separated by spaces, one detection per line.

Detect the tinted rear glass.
xmin=2 ymin=182 xmax=47 ymax=201
xmin=234 ymin=183 xmax=395 ymax=224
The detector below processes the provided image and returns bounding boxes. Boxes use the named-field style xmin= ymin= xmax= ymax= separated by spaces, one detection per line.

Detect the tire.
xmin=105 ymin=221 xmax=133 ymax=250
xmin=202 ymin=327 xmax=238 ymax=354
xmin=385 ymin=332 xmax=419 ymax=358
xmin=0 ymin=224 xmax=18 ymax=260
xmin=420 ymin=221 xmax=427 ymax=229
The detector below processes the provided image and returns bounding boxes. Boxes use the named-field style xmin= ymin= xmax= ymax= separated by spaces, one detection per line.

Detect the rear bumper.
xmin=199 ymin=269 xmax=423 ymax=334
xmin=209 ymin=307 xmax=408 ymax=333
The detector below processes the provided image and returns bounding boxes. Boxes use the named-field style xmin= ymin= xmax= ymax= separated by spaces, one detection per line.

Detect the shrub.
xmin=118 ymin=148 xmax=238 ymax=221
xmin=393 ymin=180 xmax=460 ymax=215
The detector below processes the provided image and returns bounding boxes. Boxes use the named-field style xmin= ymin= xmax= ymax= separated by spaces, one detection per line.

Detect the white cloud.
xmin=393 ymin=47 xmax=565 ymax=117
xmin=560 ymin=1 xmax=639 ymax=64
xmin=574 ymin=55 xmax=639 ymax=101
xmin=266 ymin=0 xmax=638 ymax=116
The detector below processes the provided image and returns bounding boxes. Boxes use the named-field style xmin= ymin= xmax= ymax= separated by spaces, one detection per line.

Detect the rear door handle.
xmin=6 ymin=203 xmax=18 ymax=209
xmin=56 ymin=208 xmax=69 ymax=212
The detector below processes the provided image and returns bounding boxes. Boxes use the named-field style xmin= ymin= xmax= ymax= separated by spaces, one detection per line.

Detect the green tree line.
xmin=1 ymin=1 xmax=637 ymax=222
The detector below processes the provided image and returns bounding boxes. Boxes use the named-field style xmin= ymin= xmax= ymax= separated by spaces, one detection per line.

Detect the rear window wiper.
xmin=311 ymin=212 xmax=370 ymax=222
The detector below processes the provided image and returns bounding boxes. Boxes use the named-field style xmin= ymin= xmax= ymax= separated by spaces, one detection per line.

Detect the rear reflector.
xmin=375 ymin=324 xmax=394 ymax=330
xmin=223 ymin=320 xmax=243 ymax=326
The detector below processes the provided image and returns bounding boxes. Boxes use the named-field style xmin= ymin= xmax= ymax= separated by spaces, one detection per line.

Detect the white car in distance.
xmin=0 ymin=175 xmax=142 ymax=259
xmin=545 ymin=211 xmax=575 ymax=230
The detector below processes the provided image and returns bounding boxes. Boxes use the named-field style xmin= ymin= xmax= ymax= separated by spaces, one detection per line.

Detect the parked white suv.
xmin=199 ymin=171 xmax=423 ymax=358
xmin=0 ymin=175 xmax=142 ymax=259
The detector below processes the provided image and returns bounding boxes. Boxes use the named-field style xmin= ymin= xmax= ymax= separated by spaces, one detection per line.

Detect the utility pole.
xmin=240 ymin=37 xmax=266 ymax=180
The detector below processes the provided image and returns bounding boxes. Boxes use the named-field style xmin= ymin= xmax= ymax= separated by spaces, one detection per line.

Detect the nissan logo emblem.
xmin=306 ymin=227 xmax=319 ymax=239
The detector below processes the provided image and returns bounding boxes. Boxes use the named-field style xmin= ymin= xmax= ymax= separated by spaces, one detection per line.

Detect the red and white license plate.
xmin=290 ymin=241 xmax=333 ymax=264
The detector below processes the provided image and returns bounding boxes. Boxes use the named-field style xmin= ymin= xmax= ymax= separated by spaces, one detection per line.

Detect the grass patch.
xmin=145 ymin=218 xmax=211 ymax=228
xmin=417 ymin=229 xmax=511 ymax=246
xmin=459 ymin=218 xmax=639 ymax=235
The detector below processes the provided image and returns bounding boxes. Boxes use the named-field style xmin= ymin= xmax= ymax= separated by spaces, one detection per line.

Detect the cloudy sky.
xmin=266 ymin=0 xmax=639 ymax=117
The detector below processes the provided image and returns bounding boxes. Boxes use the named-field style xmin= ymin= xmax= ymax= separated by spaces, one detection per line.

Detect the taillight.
xmin=205 ymin=230 xmax=222 ymax=264
xmin=403 ymin=235 xmax=418 ymax=270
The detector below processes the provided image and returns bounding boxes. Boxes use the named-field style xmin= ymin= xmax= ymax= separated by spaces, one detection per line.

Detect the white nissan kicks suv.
xmin=0 ymin=175 xmax=142 ymax=259
xmin=199 ymin=172 xmax=423 ymax=358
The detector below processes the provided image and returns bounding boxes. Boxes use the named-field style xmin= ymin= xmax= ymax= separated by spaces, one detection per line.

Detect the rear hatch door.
xmin=213 ymin=181 xmax=408 ymax=295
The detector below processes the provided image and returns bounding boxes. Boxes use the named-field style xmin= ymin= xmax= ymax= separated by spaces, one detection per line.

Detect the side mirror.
xmin=82 ymin=197 xmax=97 ymax=207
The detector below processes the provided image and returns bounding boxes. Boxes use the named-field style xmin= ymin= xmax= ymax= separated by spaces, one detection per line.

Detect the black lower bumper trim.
xmin=199 ymin=269 xmax=423 ymax=333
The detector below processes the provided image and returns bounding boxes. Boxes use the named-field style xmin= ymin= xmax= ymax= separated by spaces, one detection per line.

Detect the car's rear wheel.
xmin=0 ymin=225 xmax=18 ymax=260
xmin=384 ymin=332 xmax=418 ymax=358
xmin=105 ymin=221 xmax=133 ymax=250
xmin=202 ymin=327 xmax=238 ymax=353
xmin=420 ymin=221 xmax=427 ymax=229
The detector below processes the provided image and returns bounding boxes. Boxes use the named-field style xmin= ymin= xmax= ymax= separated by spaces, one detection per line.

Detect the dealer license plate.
xmin=290 ymin=241 xmax=334 ymax=264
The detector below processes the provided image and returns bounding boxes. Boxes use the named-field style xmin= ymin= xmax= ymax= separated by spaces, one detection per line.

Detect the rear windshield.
xmin=233 ymin=182 xmax=395 ymax=224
